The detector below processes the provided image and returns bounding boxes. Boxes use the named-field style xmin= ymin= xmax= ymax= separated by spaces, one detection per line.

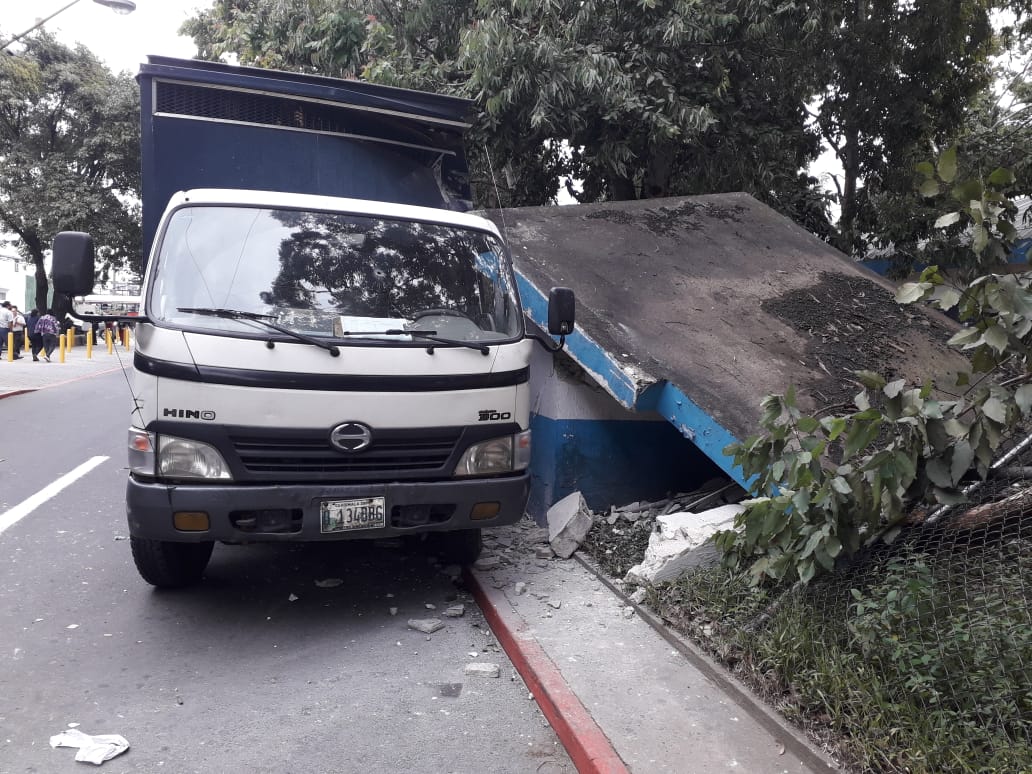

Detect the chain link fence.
xmin=584 ymin=446 xmax=1032 ymax=773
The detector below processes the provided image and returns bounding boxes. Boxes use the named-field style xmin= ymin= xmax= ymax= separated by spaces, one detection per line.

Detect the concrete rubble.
xmin=624 ymin=503 xmax=745 ymax=586
xmin=466 ymin=479 xmax=748 ymax=629
xmin=407 ymin=618 xmax=444 ymax=634
xmin=464 ymin=662 xmax=501 ymax=678
xmin=546 ymin=491 xmax=593 ymax=559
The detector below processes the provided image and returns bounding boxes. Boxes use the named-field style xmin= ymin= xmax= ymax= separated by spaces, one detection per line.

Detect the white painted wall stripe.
xmin=0 ymin=456 xmax=109 ymax=536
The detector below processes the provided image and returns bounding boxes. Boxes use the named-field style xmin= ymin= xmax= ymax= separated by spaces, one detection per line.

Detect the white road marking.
xmin=0 ymin=456 xmax=109 ymax=536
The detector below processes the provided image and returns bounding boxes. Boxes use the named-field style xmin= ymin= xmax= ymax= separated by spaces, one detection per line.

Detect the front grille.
xmin=229 ymin=430 xmax=461 ymax=476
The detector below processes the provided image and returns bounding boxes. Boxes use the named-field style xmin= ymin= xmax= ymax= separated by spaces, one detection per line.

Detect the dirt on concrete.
xmin=762 ymin=270 xmax=964 ymax=412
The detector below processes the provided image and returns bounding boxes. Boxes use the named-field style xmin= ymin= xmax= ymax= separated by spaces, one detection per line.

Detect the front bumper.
xmin=126 ymin=474 xmax=530 ymax=542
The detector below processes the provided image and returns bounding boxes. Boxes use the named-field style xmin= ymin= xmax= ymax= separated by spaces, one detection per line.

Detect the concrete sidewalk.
xmin=0 ymin=342 xmax=132 ymax=399
xmin=467 ymin=521 xmax=841 ymax=774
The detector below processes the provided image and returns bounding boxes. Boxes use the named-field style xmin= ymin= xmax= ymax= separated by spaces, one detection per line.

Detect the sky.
xmin=1 ymin=0 xmax=209 ymax=73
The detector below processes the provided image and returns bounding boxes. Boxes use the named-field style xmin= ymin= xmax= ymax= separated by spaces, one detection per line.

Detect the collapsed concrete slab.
xmin=487 ymin=193 xmax=968 ymax=516
xmin=624 ymin=504 xmax=745 ymax=586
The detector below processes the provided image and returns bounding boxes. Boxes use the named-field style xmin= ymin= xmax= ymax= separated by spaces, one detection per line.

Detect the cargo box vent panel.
xmin=154 ymin=80 xmax=438 ymax=152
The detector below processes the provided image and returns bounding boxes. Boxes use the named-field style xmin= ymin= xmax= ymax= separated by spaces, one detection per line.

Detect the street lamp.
xmin=1 ymin=0 xmax=137 ymax=52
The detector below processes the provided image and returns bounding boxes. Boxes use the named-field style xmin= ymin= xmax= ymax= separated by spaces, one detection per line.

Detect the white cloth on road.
xmin=49 ymin=728 xmax=130 ymax=764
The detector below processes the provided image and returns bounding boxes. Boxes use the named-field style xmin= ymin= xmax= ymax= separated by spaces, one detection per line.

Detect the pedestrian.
xmin=10 ymin=306 xmax=25 ymax=359
xmin=35 ymin=309 xmax=61 ymax=362
xmin=26 ymin=308 xmax=42 ymax=361
xmin=0 ymin=301 xmax=13 ymax=358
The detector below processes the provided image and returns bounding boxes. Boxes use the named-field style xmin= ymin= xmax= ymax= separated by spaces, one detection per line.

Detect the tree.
xmin=0 ymin=34 xmax=141 ymax=313
xmin=813 ymin=0 xmax=997 ymax=255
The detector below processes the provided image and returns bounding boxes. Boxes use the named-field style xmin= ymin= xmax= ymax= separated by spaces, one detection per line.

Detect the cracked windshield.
xmin=150 ymin=206 xmax=521 ymax=343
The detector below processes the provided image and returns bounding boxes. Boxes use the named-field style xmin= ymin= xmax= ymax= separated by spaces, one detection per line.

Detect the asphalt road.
xmin=0 ymin=370 xmax=571 ymax=773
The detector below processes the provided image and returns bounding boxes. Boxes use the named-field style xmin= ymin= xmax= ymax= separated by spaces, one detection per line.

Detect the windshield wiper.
xmin=403 ymin=330 xmax=490 ymax=355
xmin=335 ymin=328 xmax=489 ymax=355
xmin=177 ymin=307 xmax=341 ymax=356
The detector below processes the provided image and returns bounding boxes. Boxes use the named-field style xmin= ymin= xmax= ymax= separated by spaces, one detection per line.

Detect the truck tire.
xmin=130 ymin=537 xmax=214 ymax=588
xmin=437 ymin=528 xmax=482 ymax=566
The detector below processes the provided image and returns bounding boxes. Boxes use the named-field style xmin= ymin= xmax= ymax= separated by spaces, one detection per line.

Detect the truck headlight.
xmin=128 ymin=430 xmax=233 ymax=480
xmin=158 ymin=435 xmax=233 ymax=480
xmin=454 ymin=430 xmax=531 ymax=477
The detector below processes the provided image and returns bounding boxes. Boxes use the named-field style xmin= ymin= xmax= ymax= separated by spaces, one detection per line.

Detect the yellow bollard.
xmin=6 ymin=331 xmax=12 ymax=361
xmin=59 ymin=333 xmax=66 ymax=363
xmin=22 ymin=329 xmax=29 ymax=354
xmin=124 ymin=326 xmax=132 ymax=350
xmin=106 ymin=328 xmax=113 ymax=354
xmin=86 ymin=328 xmax=93 ymax=359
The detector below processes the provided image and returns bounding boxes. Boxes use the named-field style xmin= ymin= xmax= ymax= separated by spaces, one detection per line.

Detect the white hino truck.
xmin=51 ymin=57 xmax=574 ymax=588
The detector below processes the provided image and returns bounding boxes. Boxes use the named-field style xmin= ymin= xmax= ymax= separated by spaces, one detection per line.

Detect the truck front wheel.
xmin=437 ymin=528 xmax=482 ymax=566
xmin=130 ymin=537 xmax=214 ymax=588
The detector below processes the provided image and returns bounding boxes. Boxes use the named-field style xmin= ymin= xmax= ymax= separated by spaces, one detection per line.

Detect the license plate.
xmin=319 ymin=497 xmax=386 ymax=533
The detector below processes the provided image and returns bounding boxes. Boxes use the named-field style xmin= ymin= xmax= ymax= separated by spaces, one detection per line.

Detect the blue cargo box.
xmin=138 ymin=56 xmax=473 ymax=260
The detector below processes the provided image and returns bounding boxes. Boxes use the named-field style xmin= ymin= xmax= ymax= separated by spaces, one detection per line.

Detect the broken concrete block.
xmin=407 ymin=618 xmax=444 ymax=634
xmin=514 ymin=582 xmax=527 ymax=595
xmin=464 ymin=662 xmax=501 ymax=678
xmin=473 ymin=555 xmax=501 ymax=571
xmin=526 ymin=527 xmax=550 ymax=544
xmin=629 ymin=588 xmax=647 ymax=605
xmin=534 ymin=545 xmax=554 ymax=559
xmin=624 ymin=504 xmax=744 ymax=586
xmin=547 ymin=491 xmax=592 ymax=559
xmin=442 ymin=604 xmax=465 ymax=618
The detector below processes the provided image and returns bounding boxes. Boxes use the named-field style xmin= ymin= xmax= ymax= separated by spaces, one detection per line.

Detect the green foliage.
xmin=714 ymin=376 xmax=979 ymax=585
xmin=718 ymin=157 xmax=1032 ymax=586
xmin=815 ymin=0 xmax=997 ymax=255
xmin=0 ymin=34 xmax=141 ymax=310
xmin=847 ymin=554 xmax=1032 ymax=768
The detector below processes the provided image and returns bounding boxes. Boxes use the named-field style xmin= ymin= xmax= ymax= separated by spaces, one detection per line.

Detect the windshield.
xmin=149 ymin=205 xmax=522 ymax=343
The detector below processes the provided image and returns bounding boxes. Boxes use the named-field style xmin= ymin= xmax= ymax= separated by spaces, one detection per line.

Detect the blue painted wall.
xmin=527 ymin=413 xmax=723 ymax=518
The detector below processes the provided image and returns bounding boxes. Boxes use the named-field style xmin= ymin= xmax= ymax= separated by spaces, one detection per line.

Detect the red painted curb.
xmin=0 ymin=389 xmax=35 ymax=400
xmin=466 ymin=568 xmax=630 ymax=774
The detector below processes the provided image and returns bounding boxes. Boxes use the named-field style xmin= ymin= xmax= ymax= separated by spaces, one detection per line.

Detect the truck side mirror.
xmin=52 ymin=232 xmax=96 ymax=296
xmin=547 ymin=286 xmax=575 ymax=336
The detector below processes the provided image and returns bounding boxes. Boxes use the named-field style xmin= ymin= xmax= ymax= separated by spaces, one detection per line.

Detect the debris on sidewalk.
xmin=464 ymin=662 xmax=501 ymax=678
xmin=473 ymin=555 xmax=501 ymax=571
xmin=314 ymin=578 xmax=343 ymax=588
xmin=49 ymin=728 xmax=129 ymax=765
xmin=442 ymin=604 xmax=465 ymax=618
xmin=408 ymin=618 xmax=444 ymax=634
xmin=624 ymin=504 xmax=744 ymax=586
xmin=547 ymin=491 xmax=593 ymax=558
